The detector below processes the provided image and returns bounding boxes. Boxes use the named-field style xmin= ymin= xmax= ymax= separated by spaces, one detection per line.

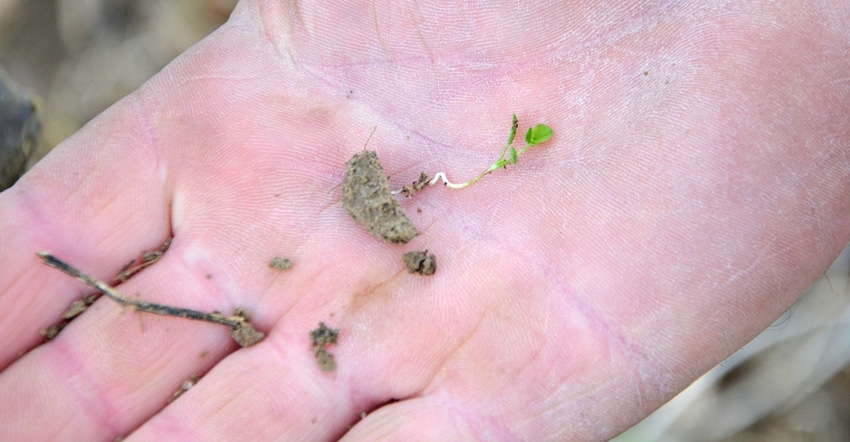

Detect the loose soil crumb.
xmin=169 ymin=375 xmax=200 ymax=403
xmin=39 ymin=324 xmax=63 ymax=341
xmin=117 ymin=237 xmax=172 ymax=282
xmin=342 ymin=150 xmax=419 ymax=244
xmin=402 ymin=250 xmax=437 ymax=275
xmin=230 ymin=308 xmax=265 ymax=347
xmin=310 ymin=322 xmax=339 ymax=372
xmin=268 ymin=256 xmax=292 ymax=271
xmin=62 ymin=300 xmax=87 ymax=319
xmin=40 ymin=293 xmax=99 ymax=341
xmin=314 ymin=349 xmax=336 ymax=372
xmin=399 ymin=172 xmax=431 ymax=198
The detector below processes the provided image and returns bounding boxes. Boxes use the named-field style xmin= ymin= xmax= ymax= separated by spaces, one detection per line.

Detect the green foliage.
xmin=430 ymin=114 xmax=554 ymax=189
xmin=485 ymin=114 xmax=553 ymax=177
xmin=525 ymin=124 xmax=553 ymax=146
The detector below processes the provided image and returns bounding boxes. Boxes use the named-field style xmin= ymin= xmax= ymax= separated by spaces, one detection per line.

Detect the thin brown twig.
xmin=37 ymin=251 xmax=264 ymax=347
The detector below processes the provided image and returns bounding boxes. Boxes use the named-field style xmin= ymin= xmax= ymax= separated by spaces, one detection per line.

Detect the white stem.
xmin=429 ymin=172 xmax=469 ymax=189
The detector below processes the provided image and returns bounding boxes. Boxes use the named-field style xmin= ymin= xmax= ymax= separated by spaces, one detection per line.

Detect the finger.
xmin=340 ymin=399 xmax=499 ymax=440
xmin=125 ymin=329 xmax=358 ymax=440
xmin=0 ymin=244 xmax=254 ymax=440
xmin=0 ymin=95 xmax=172 ymax=369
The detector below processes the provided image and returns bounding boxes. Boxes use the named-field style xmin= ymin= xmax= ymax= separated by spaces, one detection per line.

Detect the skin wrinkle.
xmin=499 ymin=237 xmax=669 ymax=418
xmin=372 ymin=5 xmax=389 ymax=55
xmin=47 ymin=339 xmax=123 ymax=437
xmin=252 ymin=0 xmax=300 ymax=69
xmin=128 ymin=94 xmax=162 ymax=174
xmin=567 ymin=275 xmax=662 ymax=389
xmin=721 ymin=238 xmax=799 ymax=289
xmin=408 ymin=1 xmax=435 ymax=63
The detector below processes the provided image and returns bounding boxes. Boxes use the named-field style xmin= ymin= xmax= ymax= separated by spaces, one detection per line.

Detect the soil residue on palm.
xmin=268 ymin=256 xmax=292 ymax=271
xmin=402 ymin=250 xmax=437 ymax=275
xmin=342 ymin=150 xmax=418 ymax=244
xmin=310 ymin=322 xmax=339 ymax=372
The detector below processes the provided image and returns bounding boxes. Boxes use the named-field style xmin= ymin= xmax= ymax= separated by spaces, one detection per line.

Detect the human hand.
xmin=1 ymin=2 xmax=848 ymax=440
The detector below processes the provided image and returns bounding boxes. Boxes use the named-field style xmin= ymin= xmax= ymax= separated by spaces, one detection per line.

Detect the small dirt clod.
xmin=230 ymin=308 xmax=265 ymax=347
xmin=62 ymin=300 xmax=88 ymax=319
xmin=169 ymin=375 xmax=200 ymax=403
xmin=310 ymin=322 xmax=339 ymax=372
xmin=41 ymin=293 xmax=100 ymax=341
xmin=399 ymin=172 xmax=431 ymax=198
xmin=268 ymin=256 xmax=292 ymax=271
xmin=117 ymin=237 xmax=172 ymax=282
xmin=342 ymin=150 xmax=419 ymax=244
xmin=402 ymin=250 xmax=437 ymax=275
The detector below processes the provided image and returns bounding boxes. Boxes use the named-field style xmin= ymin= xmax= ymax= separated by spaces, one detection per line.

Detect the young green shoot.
xmin=397 ymin=115 xmax=553 ymax=196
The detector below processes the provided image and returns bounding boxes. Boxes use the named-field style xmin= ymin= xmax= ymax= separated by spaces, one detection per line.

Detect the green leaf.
xmin=509 ymin=146 xmax=518 ymax=164
xmin=506 ymin=114 xmax=518 ymax=146
xmin=525 ymin=123 xmax=553 ymax=146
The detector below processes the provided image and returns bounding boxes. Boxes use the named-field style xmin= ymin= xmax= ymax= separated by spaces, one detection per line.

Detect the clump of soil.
xmin=342 ymin=150 xmax=419 ymax=244
xmin=39 ymin=293 xmax=99 ymax=341
xmin=268 ymin=256 xmax=292 ymax=271
xmin=399 ymin=172 xmax=431 ymax=198
xmin=229 ymin=308 xmax=265 ymax=347
xmin=310 ymin=322 xmax=339 ymax=372
xmin=117 ymin=237 xmax=171 ymax=282
xmin=402 ymin=250 xmax=437 ymax=275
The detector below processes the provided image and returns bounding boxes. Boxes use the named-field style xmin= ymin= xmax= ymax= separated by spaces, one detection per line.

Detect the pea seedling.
xmin=397 ymin=114 xmax=553 ymax=196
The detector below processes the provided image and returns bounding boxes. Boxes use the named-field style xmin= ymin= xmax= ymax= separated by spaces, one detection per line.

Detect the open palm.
xmin=1 ymin=1 xmax=848 ymax=440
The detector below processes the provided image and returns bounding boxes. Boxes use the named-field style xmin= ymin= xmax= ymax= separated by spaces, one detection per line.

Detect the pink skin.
xmin=0 ymin=1 xmax=848 ymax=440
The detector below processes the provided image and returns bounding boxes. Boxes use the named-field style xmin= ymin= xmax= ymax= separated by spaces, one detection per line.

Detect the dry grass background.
xmin=1 ymin=1 xmax=848 ymax=439
xmin=0 ymin=0 xmax=235 ymax=165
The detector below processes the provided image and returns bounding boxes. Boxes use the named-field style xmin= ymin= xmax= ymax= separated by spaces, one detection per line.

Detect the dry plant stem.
xmin=37 ymin=252 xmax=264 ymax=347
xmin=117 ymin=237 xmax=172 ymax=282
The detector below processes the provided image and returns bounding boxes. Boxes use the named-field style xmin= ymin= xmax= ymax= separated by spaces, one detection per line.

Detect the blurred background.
xmin=1 ymin=1 xmax=848 ymax=439
xmin=0 ymin=0 xmax=236 ymax=186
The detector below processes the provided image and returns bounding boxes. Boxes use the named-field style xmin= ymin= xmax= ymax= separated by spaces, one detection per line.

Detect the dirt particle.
xmin=314 ymin=349 xmax=336 ymax=372
xmin=117 ymin=237 xmax=172 ymax=282
xmin=39 ymin=324 xmax=63 ymax=341
xmin=62 ymin=300 xmax=88 ymax=319
xmin=230 ymin=322 xmax=264 ymax=347
xmin=230 ymin=308 xmax=265 ymax=347
xmin=310 ymin=322 xmax=339 ymax=372
xmin=402 ymin=250 xmax=437 ymax=275
xmin=342 ymin=150 xmax=419 ymax=244
xmin=169 ymin=375 xmax=200 ymax=403
xmin=268 ymin=256 xmax=292 ymax=271
xmin=399 ymin=172 xmax=431 ymax=198
xmin=41 ymin=293 xmax=100 ymax=341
